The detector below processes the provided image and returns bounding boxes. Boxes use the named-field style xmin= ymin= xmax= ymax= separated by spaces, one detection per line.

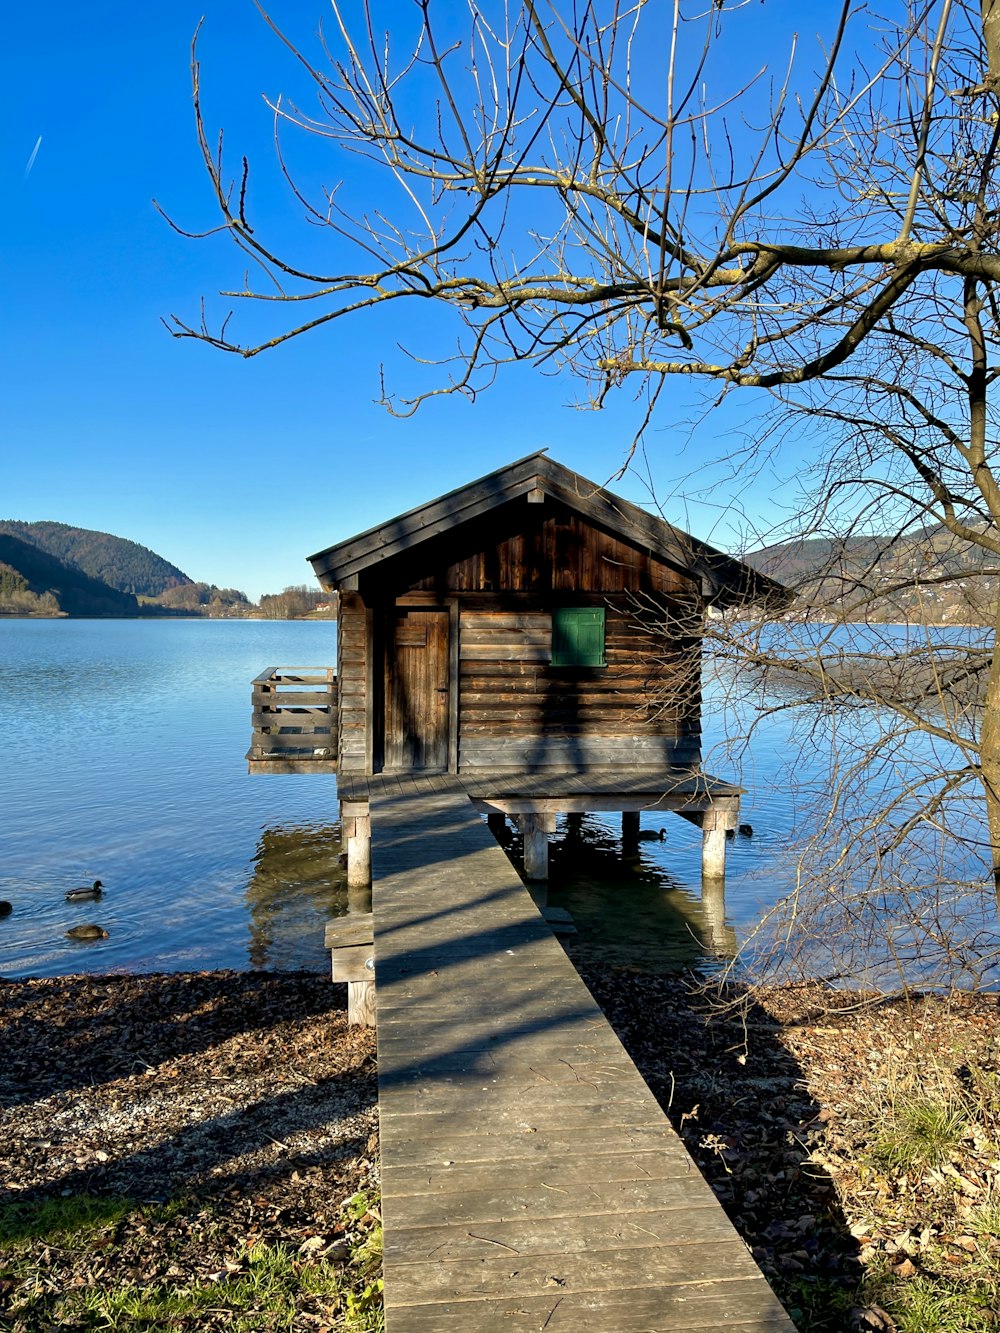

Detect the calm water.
xmin=1 ymin=618 xmax=996 ymax=984
xmin=1 ymin=619 xmax=342 ymax=977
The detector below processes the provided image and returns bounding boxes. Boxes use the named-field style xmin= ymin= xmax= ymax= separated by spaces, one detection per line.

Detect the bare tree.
xmin=166 ymin=1 xmax=1000 ymax=962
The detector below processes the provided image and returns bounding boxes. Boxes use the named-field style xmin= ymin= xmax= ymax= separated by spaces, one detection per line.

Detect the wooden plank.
xmin=367 ymin=785 xmax=793 ymax=1333
xmin=325 ymin=914 xmax=375 ymax=948
xmin=252 ymin=705 xmax=332 ymax=721
xmin=379 ymin=1149 xmax=702 ymax=1198
xmin=331 ymin=943 xmax=375 ymax=983
xmin=348 ymin=979 xmax=377 ymax=1026
xmin=460 ymin=612 xmax=551 ymax=630
xmin=459 ymin=644 xmax=551 ymax=662
xmin=385 ymin=1241 xmax=767 ymax=1303
xmin=383 ymin=1174 xmax=709 ymax=1225
xmin=384 ymin=1282 xmax=795 ymax=1332
xmin=252 ymin=722 xmax=333 ymax=739
xmin=253 ymin=689 xmax=333 ymax=707
xmin=447 ymin=600 xmax=460 ymax=773
xmin=458 ymin=738 xmax=699 ymax=766
xmin=382 ymin=1206 xmax=745 ymax=1262
xmin=247 ymin=756 xmax=338 ymax=775
xmin=380 ymin=1125 xmax=685 ymax=1168
xmin=251 ymin=733 xmax=334 ymax=752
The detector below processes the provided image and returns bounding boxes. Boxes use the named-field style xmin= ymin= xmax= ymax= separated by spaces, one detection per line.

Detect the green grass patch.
xmin=0 ymin=1189 xmax=385 ymax=1331
xmin=0 ymin=1193 xmax=135 ymax=1245
xmin=867 ymin=1270 xmax=1000 ymax=1333
xmin=68 ymin=1242 xmax=360 ymax=1330
xmin=871 ymin=1098 xmax=968 ymax=1173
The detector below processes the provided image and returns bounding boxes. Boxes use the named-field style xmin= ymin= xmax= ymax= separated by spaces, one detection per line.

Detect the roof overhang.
xmin=308 ymin=452 xmax=785 ymax=607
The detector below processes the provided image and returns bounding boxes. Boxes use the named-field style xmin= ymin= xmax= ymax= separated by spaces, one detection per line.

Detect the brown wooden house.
xmin=250 ymin=452 xmax=781 ymax=883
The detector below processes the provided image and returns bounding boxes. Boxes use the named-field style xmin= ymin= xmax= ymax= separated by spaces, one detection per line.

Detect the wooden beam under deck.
xmin=338 ymin=768 xmax=741 ymax=883
xmin=367 ymin=779 xmax=794 ymax=1332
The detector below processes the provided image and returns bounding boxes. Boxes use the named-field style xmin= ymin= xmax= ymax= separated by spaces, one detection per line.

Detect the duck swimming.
xmin=0 ymin=901 xmax=12 ymax=917
xmin=66 ymin=880 xmax=103 ymax=901
xmin=66 ymin=924 xmax=109 ymax=940
xmin=637 ymin=828 xmax=667 ymax=841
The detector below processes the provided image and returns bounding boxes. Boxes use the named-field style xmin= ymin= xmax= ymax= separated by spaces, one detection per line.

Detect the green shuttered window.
xmin=551 ymin=607 xmax=606 ymax=667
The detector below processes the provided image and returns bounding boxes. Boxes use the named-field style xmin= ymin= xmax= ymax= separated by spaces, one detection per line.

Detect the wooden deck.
xmin=339 ymin=767 xmax=741 ymax=807
xmin=368 ymin=778 xmax=795 ymax=1331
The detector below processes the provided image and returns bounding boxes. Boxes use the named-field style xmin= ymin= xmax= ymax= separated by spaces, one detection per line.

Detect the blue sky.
xmin=4 ymin=1 xmax=814 ymax=599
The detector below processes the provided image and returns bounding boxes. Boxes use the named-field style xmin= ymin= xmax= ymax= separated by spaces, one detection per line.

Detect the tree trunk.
xmin=979 ymin=596 xmax=1000 ymax=912
xmin=984 ymin=1 xmax=1000 ymax=87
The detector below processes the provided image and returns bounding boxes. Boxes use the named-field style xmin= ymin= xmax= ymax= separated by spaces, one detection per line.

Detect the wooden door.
xmin=384 ymin=608 xmax=450 ymax=770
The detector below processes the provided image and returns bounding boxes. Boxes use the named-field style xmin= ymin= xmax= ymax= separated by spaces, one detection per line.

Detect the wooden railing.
xmin=248 ymin=667 xmax=338 ymax=773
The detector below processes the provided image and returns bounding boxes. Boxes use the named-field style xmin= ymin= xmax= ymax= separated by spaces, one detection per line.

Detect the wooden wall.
xmin=456 ymin=597 xmax=702 ymax=771
xmin=405 ymin=504 xmax=692 ymax=597
xmin=337 ymin=501 xmax=708 ymax=774
xmin=337 ymin=592 xmax=370 ymax=773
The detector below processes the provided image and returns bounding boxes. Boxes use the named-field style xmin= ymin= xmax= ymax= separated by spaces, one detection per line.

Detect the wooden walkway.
xmin=369 ymin=778 xmax=796 ymax=1331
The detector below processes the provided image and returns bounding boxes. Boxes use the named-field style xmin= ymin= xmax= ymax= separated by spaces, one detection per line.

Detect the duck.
xmin=66 ymin=924 xmax=109 ymax=940
xmin=66 ymin=880 xmax=103 ymax=902
xmin=0 ymin=901 xmax=12 ymax=917
xmin=738 ymin=824 xmax=754 ymax=837
xmin=637 ymin=827 xmax=667 ymax=841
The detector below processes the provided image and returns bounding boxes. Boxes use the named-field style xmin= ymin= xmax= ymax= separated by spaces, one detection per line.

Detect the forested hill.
xmin=0 ymin=520 xmax=192 ymax=597
xmin=0 ymin=534 xmax=139 ymax=617
xmin=745 ymin=525 xmax=996 ymax=624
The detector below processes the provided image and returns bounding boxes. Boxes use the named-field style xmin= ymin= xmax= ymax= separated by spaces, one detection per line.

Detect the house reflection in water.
xmin=242 ymin=822 xmax=348 ymax=971
xmin=242 ymin=811 xmax=736 ymax=976
xmin=516 ymin=814 xmax=738 ymax=971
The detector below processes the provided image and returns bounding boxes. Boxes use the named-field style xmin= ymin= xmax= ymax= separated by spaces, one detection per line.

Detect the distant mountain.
xmin=0 ymin=533 xmax=140 ymax=617
xmin=745 ymin=525 xmax=997 ymax=624
xmin=0 ymin=520 xmax=192 ymax=597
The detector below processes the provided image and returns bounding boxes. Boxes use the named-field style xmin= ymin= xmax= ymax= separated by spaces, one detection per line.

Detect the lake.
xmin=1 ymin=618 xmax=997 ymax=985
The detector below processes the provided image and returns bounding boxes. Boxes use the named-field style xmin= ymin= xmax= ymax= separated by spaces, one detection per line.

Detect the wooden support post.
xmin=348 ymin=978 xmax=377 ymax=1027
xmin=348 ymin=883 xmax=372 ymax=916
xmin=521 ymin=814 xmax=550 ymax=881
xmin=622 ymin=810 xmax=640 ymax=858
xmin=679 ymin=804 xmax=736 ymax=881
xmin=702 ymin=822 xmax=727 ymax=879
xmin=486 ymin=812 xmax=507 ymax=838
xmin=327 ymin=912 xmax=376 ymax=1028
xmin=341 ymin=799 xmax=371 ymax=891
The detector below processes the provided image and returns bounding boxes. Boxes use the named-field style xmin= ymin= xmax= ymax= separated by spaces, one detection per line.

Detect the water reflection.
xmin=501 ymin=814 xmax=738 ymax=973
xmin=243 ymin=822 xmax=347 ymax=972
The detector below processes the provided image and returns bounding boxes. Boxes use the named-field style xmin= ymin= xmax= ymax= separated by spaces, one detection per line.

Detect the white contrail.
xmin=24 ymin=136 xmax=42 ymax=178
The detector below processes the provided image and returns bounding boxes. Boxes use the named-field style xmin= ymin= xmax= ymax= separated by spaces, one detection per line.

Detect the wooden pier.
xmin=354 ymin=777 xmax=795 ymax=1332
xmin=254 ymin=453 xmax=793 ymax=1324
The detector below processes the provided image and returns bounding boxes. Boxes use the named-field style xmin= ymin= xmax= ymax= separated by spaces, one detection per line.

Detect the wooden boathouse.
xmin=249 ymin=453 xmax=794 ymax=1330
xmin=251 ymin=451 xmax=782 ymax=885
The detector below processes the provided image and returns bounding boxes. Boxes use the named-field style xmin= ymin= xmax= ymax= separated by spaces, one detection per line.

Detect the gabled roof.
xmin=308 ymin=452 xmax=784 ymax=605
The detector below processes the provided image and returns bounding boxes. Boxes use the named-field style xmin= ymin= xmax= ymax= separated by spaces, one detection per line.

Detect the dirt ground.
xmin=2 ymin=967 xmax=998 ymax=1331
xmin=0 ymin=971 xmax=379 ymax=1330
xmin=580 ymin=970 xmax=1000 ymax=1332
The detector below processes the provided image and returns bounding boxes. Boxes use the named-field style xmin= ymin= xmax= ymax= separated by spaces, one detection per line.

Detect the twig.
xmin=466 ymin=1231 xmax=520 ymax=1253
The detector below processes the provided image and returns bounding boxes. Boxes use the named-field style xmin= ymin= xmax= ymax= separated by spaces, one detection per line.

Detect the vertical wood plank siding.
xmin=407 ymin=505 xmax=690 ymax=595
